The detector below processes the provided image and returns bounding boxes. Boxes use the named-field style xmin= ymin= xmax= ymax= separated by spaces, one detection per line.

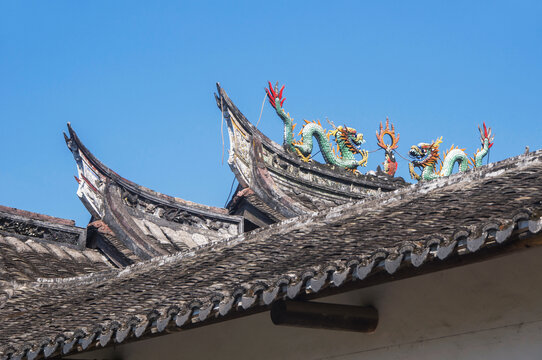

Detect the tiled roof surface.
xmin=1 ymin=150 xmax=542 ymax=359
xmin=0 ymin=234 xmax=110 ymax=283
xmin=0 ymin=206 xmax=111 ymax=285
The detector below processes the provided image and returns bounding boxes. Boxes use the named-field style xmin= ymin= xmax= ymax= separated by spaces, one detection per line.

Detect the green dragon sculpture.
xmin=408 ymin=123 xmax=494 ymax=181
xmin=265 ymin=82 xmax=369 ymax=171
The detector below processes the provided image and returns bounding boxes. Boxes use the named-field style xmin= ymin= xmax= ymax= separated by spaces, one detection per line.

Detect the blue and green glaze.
xmin=408 ymin=124 xmax=494 ymax=181
xmin=266 ymin=82 xmax=368 ymax=171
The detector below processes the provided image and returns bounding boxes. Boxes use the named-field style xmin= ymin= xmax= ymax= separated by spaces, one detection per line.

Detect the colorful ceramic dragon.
xmin=265 ymin=82 xmax=369 ymax=171
xmin=408 ymin=123 xmax=494 ymax=181
xmin=376 ymin=118 xmax=400 ymax=176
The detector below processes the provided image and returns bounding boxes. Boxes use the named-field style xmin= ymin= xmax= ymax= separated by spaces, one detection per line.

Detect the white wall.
xmin=70 ymin=245 xmax=542 ymax=360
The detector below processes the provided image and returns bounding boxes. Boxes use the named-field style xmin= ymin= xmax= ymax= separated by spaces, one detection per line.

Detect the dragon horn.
xmin=280 ymin=98 xmax=285 ymax=107
xmin=431 ymin=137 xmax=443 ymax=151
xmin=278 ymin=85 xmax=285 ymax=99
xmin=483 ymin=122 xmax=488 ymax=137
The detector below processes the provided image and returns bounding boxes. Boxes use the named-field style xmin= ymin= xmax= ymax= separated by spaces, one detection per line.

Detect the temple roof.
xmin=215 ymin=84 xmax=408 ymax=223
xmin=64 ymin=124 xmax=244 ymax=264
xmin=2 ymin=148 xmax=541 ymax=359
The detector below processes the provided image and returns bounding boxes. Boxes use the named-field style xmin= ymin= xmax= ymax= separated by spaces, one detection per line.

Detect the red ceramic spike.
xmin=268 ymin=81 xmax=276 ymax=98
xmin=265 ymin=88 xmax=274 ymax=107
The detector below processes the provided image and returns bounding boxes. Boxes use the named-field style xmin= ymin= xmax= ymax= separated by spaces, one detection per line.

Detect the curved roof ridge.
xmin=63 ymin=123 xmax=243 ymax=262
xmin=64 ymin=123 xmax=233 ymax=217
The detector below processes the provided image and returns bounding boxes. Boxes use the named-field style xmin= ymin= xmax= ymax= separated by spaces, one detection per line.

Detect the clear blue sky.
xmin=1 ymin=1 xmax=541 ymax=226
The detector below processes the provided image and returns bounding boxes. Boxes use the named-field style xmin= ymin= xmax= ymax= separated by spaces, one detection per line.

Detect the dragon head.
xmin=329 ymin=125 xmax=368 ymax=168
xmin=329 ymin=125 xmax=366 ymax=155
xmin=408 ymin=137 xmax=442 ymax=169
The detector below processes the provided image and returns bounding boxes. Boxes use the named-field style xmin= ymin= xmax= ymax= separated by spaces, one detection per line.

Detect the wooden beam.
xmin=270 ymin=300 xmax=378 ymax=333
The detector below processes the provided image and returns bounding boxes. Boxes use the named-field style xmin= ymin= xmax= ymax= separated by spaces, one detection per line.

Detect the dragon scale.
xmin=421 ymin=148 xmax=469 ymax=181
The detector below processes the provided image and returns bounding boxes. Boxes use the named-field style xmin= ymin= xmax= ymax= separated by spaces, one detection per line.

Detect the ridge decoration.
xmin=265 ymin=81 xmax=369 ymax=171
xmin=408 ymin=123 xmax=495 ymax=181
xmin=376 ymin=117 xmax=400 ymax=176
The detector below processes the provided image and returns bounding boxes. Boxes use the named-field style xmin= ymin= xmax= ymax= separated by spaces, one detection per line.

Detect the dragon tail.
xmin=266 ymin=81 xmax=295 ymax=150
xmin=473 ymin=122 xmax=494 ymax=167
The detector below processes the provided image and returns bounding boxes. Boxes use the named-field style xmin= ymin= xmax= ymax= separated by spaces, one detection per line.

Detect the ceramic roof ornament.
xmin=408 ymin=123 xmax=494 ymax=181
xmin=265 ymin=81 xmax=369 ymax=172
